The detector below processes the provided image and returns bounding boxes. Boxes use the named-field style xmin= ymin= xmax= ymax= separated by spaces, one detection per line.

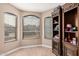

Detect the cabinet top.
xmin=52 ymin=6 xmax=62 ymax=17
xmin=62 ymin=3 xmax=79 ymax=12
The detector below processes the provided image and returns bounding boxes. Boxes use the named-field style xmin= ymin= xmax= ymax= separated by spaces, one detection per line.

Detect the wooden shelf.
xmin=64 ymin=42 xmax=77 ymax=50
xmin=52 ymin=6 xmax=63 ymax=56
xmin=53 ymin=38 xmax=60 ymax=43
xmin=65 ymin=31 xmax=77 ymax=33
xmin=64 ymin=42 xmax=78 ymax=56
xmin=53 ymin=30 xmax=59 ymax=32
xmin=53 ymin=23 xmax=58 ymax=25
xmin=63 ymin=3 xmax=79 ymax=56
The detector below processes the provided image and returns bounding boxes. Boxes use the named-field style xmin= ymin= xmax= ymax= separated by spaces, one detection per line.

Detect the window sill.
xmin=23 ymin=37 xmax=40 ymax=40
xmin=4 ymin=39 xmax=17 ymax=43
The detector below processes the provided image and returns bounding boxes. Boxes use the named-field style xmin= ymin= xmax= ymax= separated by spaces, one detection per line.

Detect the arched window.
xmin=44 ymin=16 xmax=52 ymax=39
xmin=23 ymin=15 xmax=40 ymax=39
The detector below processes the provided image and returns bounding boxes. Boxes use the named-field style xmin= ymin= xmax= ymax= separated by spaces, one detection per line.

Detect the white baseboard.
xmin=42 ymin=45 xmax=52 ymax=48
xmin=0 ymin=47 xmax=22 ymax=56
xmin=20 ymin=44 xmax=42 ymax=48
xmin=0 ymin=44 xmax=52 ymax=56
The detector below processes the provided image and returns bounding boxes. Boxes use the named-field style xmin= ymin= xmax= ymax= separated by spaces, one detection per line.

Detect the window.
xmin=44 ymin=17 xmax=52 ymax=39
xmin=4 ymin=12 xmax=17 ymax=42
xmin=23 ymin=15 xmax=40 ymax=39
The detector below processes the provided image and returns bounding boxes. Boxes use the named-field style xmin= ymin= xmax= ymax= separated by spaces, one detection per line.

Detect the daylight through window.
xmin=4 ymin=13 xmax=17 ymax=42
xmin=23 ymin=15 xmax=40 ymax=39
xmin=44 ymin=17 xmax=52 ymax=39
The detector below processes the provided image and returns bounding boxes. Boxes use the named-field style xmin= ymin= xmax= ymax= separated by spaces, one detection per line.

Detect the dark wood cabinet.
xmin=52 ymin=6 xmax=63 ymax=56
xmin=52 ymin=3 xmax=79 ymax=56
xmin=64 ymin=42 xmax=78 ymax=56
xmin=62 ymin=3 xmax=79 ymax=56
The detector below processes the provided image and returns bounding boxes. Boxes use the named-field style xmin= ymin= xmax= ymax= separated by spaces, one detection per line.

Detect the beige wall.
xmin=41 ymin=9 xmax=53 ymax=47
xmin=0 ymin=3 xmax=53 ymax=54
xmin=0 ymin=3 xmax=42 ymax=54
xmin=0 ymin=3 xmax=21 ymax=53
xmin=0 ymin=4 xmax=5 ymax=53
xmin=20 ymin=11 xmax=42 ymax=46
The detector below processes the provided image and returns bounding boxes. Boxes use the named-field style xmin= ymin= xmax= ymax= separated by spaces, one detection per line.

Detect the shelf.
xmin=64 ymin=42 xmax=77 ymax=50
xmin=53 ymin=30 xmax=59 ymax=32
xmin=65 ymin=31 xmax=77 ymax=33
xmin=53 ymin=23 xmax=58 ymax=25
xmin=53 ymin=38 xmax=60 ymax=43
xmin=52 ymin=6 xmax=62 ymax=56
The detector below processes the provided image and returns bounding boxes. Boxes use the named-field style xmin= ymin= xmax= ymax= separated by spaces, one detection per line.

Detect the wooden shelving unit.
xmin=62 ymin=3 xmax=79 ymax=56
xmin=52 ymin=6 xmax=63 ymax=56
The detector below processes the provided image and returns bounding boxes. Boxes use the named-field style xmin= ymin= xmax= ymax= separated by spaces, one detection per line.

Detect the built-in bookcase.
xmin=62 ymin=3 xmax=79 ymax=56
xmin=52 ymin=6 xmax=63 ymax=55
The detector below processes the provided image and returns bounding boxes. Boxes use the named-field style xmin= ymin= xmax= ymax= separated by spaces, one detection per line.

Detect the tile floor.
xmin=8 ymin=46 xmax=56 ymax=56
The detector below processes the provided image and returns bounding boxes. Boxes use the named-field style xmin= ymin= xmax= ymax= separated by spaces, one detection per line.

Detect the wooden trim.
xmin=52 ymin=6 xmax=63 ymax=56
xmin=62 ymin=3 xmax=79 ymax=56
xmin=62 ymin=3 xmax=79 ymax=13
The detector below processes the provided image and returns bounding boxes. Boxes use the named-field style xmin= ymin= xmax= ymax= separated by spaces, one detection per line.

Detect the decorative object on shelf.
xmin=65 ymin=38 xmax=67 ymax=42
xmin=65 ymin=38 xmax=73 ymax=43
xmin=54 ymin=25 xmax=59 ymax=31
xmin=66 ymin=24 xmax=72 ymax=31
xmin=53 ymin=20 xmax=58 ymax=24
xmin=54 ymin=34 xmax=59 ymax=40
xmin=65 ymin=24 xmax=77 ymax=32
xmin=71 ymin=37 xmax=77 ymax=45
xmin=68 ymin=35 xmax=72 ymax=42
xmin=72 ymin=26 xmax=77 ymax=31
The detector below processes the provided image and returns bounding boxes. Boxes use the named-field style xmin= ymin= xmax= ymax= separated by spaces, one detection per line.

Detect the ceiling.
xmin=11 ymin=3 xmax=64 ymax=12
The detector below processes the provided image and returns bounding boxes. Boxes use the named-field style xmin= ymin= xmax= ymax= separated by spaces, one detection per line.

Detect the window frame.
xmin=4 ymin=12 xmax=17 ymax=43
xmin=22 ymin=15 xmax=41 ymax=39
xmin=44 ymin=16 xmax=53 ymax=39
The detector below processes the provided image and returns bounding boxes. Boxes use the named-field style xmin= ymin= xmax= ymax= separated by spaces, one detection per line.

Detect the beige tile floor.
xmin=8 ymin=46 xmax=56 ymax=56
